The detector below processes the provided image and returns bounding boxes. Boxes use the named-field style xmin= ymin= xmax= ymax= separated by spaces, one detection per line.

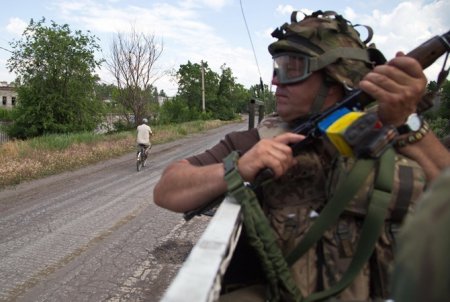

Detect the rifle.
xmin=185 ymin=30 xmax=450 ymax=219
xmin=288 ymin=30 xmax=450 ymax=155
xmin=253 ymin=30 xmax=450 ymax=184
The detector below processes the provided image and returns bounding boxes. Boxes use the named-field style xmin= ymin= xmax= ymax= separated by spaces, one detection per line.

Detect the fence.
xmin=0 ymin=131 xmax=9 ymax=144
xmin=0 ymin=121 xmax=10 ymax=144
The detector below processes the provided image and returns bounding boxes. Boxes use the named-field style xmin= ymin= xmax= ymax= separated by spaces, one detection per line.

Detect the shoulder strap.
xmin=285 ymin=155 xmax=377 ymax=265
xmin=286 ymin=148 xmax=396 ymax=301
xmin=224 ymin=147 xmax=395 ymax=301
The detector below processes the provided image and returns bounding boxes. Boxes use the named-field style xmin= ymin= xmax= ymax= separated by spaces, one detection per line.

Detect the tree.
xmin=424 ymin=79 xmax=450 ymax=138
xmin=438 ymin=80 xmax=450 ymax=119
xmin=6 ymin=18 xmax=104 ymax=138
xmin=94 ymin=82 xmax=116 ymax=101
xmin=174 ymin=61 xmax=253 ymax=120
xmin=106 ymin=26 xmax=163 ymax=126
xmin=175 ymin=61 xmax=219 ymax=112
xmin=214 ymin=64 xmax=251 ymax=118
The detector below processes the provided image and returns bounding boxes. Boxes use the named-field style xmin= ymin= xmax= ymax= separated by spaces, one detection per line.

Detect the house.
xmin=0 ymin=82 xmax=17 ymax=109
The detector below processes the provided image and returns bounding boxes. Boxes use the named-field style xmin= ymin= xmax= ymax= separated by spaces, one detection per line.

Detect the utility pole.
xmin=201 ymin=60 xmax=205 ymax=112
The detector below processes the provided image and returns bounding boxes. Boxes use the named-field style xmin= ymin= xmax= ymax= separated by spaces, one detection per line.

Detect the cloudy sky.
xmin=0 ymin=0 xmax=448 ymax=96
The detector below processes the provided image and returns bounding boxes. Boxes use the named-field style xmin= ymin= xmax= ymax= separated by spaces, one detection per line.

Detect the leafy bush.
xmin=429 ymin=117 xmax=450 ymax=139
xmin=0 ymin=108 xmax=15 ymax=121
xmin=113 ymin=120 xmax=135 ymax=132
xmin=207 ymin=97 xmax=237 ymax=121
xmin=158 ymin=98 xmax=192 ymax=124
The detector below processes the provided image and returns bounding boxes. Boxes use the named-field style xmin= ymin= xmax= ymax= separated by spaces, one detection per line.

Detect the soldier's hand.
xmin=237 ymin=133 xmax=304 ymax=182
xmin=359 ymin=52 xmax=427 ymax=127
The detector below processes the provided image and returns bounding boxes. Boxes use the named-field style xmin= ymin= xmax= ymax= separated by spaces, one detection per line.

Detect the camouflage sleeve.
xmin=388 ymin=154 xmax=427 ymax=220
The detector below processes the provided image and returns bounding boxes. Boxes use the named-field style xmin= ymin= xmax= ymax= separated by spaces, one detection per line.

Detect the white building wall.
xmin=0 ymin=82 xmax=18 ymax=109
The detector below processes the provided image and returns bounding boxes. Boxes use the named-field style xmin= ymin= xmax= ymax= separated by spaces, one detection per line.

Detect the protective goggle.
xmin=272 ymin=53 xmax=313 ymax=84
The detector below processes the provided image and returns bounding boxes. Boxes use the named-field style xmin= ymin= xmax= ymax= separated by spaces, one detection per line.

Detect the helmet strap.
xmin=310 ymin=81 xmax=330 ymax=115
xmin=309 ymin=47 xmax=371 ymax=72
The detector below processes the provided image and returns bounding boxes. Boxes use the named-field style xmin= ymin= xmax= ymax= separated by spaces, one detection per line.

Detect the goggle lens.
xmin=273 ymin=53 xmax=312 ymax=84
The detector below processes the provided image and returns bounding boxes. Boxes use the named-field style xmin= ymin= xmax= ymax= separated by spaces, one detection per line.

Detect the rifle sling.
xmin=224 ymin=151 xmax=302 ymax=301
xmin=287 ymin=148 xmax=395 ymax=301
xmin=223 ymin=148 xmax=395 ymax=301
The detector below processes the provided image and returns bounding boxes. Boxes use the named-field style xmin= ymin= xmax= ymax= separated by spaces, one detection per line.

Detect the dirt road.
xmin=0 ymin=119 xmax=248 ymax=302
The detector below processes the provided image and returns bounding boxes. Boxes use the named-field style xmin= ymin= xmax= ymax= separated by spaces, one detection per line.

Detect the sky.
xmin=0 ymin=0 xmax=449 ymax=97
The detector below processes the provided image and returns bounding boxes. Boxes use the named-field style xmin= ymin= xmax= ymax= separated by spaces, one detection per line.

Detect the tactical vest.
xmin=256 ymin=113 xmax=426 ymax=300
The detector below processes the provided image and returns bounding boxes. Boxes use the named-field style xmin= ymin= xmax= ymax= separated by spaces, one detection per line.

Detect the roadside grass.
xmin=0 ymin=119 xmax=237 ymax=189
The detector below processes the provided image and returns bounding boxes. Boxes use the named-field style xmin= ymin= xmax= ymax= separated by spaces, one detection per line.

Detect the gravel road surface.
xmin=0 ymin=119 xmax=248 ymax=302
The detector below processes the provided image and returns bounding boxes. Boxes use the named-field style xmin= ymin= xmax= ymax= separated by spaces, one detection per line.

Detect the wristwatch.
xmin=394 ymin=113 xmax=430 ymax=148
xmin=396 ymin=113 xmax=422 ymax=135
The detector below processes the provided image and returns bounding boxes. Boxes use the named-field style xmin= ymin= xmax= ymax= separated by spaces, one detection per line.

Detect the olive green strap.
xmin=309 ymin=47 xmax=371 ymax=72
xmin=224 ymin=151 xmax=303 ymax=302
xmin=224 ymin=148 xmax=395 ymax=301
xmin=294 ymin=148 xmax=396 ymax=302
xmin=285 ymin=156 xmax=377 ymax=266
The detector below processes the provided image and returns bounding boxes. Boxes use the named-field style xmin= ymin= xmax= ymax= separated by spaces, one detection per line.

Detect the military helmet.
xmin=269 ymin=10 xmax=383 ymax=89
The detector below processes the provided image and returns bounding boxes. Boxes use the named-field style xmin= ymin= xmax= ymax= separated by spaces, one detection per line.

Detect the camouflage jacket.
xmin=187 ymin=113 xmax=426 ymax=300
xmin=257 ymin=113 xmax=426 ymax=300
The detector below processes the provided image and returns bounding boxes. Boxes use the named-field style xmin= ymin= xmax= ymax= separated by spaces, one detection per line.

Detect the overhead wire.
xmin=239 ymin=0 xmax=265 ymax=95
xmin=0 ymin=45 xmax=12 ymax=53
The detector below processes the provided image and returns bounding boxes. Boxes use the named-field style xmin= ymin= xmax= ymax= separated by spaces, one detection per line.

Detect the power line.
xmin=0 ymin=45 xmax=12 ymax=53
xmin=239 ymin=0 xmax=262 ymax=83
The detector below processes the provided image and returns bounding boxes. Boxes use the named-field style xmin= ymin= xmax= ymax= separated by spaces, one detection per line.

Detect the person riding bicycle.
xmin=136 ymin=118 xmax=153 ymax=156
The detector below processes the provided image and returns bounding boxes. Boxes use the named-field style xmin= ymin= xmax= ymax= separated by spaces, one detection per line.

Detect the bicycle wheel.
xmin=142 ymin=152 xmax=148 ymax=167
xmin=136 ymin=151 xmax=143 ymax=171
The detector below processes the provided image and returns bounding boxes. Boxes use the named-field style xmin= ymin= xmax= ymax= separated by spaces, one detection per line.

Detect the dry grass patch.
xmin=0 ymin=118 xmax=239 ymax=188
xmin=0 ymin=136 xmax=134 ymax=187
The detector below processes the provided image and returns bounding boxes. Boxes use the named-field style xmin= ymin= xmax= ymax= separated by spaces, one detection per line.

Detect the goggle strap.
xmin=309 ymin=47 xmax=371 ymax=72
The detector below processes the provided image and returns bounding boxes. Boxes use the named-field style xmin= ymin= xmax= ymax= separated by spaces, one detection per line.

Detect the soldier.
xmin=154 ymin=10 xmax=450 ymax=301
xmin=391 ymin=167 xmax=450 ymax=302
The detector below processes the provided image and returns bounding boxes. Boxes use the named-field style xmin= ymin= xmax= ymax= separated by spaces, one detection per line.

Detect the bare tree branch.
xmin=106 ymin=25 xmax=164 ymax=125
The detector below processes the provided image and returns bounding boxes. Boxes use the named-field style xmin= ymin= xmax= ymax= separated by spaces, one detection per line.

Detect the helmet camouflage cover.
xmin=269 ymin=10 xmax=383 ymax=89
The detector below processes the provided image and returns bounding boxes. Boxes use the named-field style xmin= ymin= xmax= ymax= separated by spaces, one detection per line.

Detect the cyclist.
xmin=136 ymin=118 xmax=153 ymax=157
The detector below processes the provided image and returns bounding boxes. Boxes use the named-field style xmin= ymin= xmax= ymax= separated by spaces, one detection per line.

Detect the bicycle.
xmin=136 ymin=144 xmax=150 ymax=171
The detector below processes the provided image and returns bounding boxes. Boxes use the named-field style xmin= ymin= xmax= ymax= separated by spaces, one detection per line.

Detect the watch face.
xmin=407 ymin=113 xmax=421 ymax=132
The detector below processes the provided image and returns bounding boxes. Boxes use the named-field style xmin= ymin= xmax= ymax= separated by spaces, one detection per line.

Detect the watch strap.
xmin=395 ymin=121 xmax=430 ymax=148
xmin=396 ymin=124 xmax=411 ymax=135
